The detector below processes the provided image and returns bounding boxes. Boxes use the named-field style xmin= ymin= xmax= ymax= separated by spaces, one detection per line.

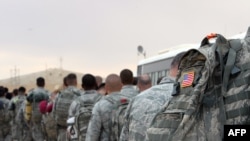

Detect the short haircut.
xmin=36 ymin=77 xmax=45 ymax=87
xmin=170 ymin=52 xmax=186 ymax=69
xmin=5 ymin=92 xmax=12 ymax=100
xmin=133 ymin=76 xmax=138 ymax=85
xmin=66 ymin=73 xmax=77 ymax=85
xmin=82 ymin=74 xmax=97 ymax=90
xmin=4 ymin=87 xmax=8 ymax=93
xmin=138 ymin=74 xmax=151 ymax=85
xmin=105 ymin=74 xmax=122 ymax=92
xmin=120 ymin=69 xmax=134 ymax=85
xmin=13 ymin=89 xmax=18 ymax=96
xmin=18 ymin=86 xmax=26 ymax=93
xmin=95 ymin=76 xmax=103 ymax=87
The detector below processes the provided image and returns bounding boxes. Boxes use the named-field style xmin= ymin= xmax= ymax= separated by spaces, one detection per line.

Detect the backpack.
xmin=0 ymin=99 xmax=9 ymax=124
xmin=14 ymin=96 xmax=26 ymax=116
xmin=147 ymin=28 xmax=250 ymax=141
xmin=43 ymin=112 xmax=57 ymax=140
xmin=74 ymin=94 xmax=102 ymax=141
xmin=105 ymin=95 xmax=130 ymax=141
xmin=30 ymin=91 xmax=49 ymax=123
xmin=55 ymin=88 xmax=81 ymax=127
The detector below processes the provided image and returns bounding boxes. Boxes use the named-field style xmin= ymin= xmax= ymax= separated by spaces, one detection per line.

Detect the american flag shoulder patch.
xmin=181 ymin=71 xmax=195 ymax=88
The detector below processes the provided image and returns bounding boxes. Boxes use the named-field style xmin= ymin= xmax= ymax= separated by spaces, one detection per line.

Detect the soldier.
xmin=136 ymin=74 xmax=152 ymax=93
xmin=9 ymin=86 xmax=27 ymax=141
xmin=119 ymin=69 xmax=138 ymax=98
xmin=53 ymin=73 xmax=81 ymax=141
xmin=26 ymin=77 xmax=50 ymax=141
xmin=68 ymin=73 xmax=103 ymax=141
xmin=40 ymin=85 xmax=60 ymax=141
xmin=86 ymin=74 xmax=126 ymax=141
xmin=119 ymin=52 xmax=185 ymax=141
xmin=15 ymin=100 xmax=33 ymax=141
xmin=95 ymin=75 xmax=103 ymax=89
xmin=0 ymin=86 xmax=12 ymax=141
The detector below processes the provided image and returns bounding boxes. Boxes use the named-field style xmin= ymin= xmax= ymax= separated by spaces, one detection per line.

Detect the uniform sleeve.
xmin=119 ymin=99 xmax=133 ymax=141
xmin=68 ymin=100 xmax=79 ymax=118
xmin=85 ymin=102 xmax=102 ymax=141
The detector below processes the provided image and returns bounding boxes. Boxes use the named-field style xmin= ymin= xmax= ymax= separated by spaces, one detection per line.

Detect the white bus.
xmin=137 ymin=44 xmax=200 ymax=85
xmin=137 ymin=32 xmax=246 ymax=85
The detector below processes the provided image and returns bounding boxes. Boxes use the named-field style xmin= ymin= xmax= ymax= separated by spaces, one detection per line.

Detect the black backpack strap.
xmin=222 ymin=39 xmax=242 ymax=94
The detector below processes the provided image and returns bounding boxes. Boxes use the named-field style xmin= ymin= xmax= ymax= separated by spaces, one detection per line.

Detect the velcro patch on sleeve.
xmin=181 ymin=71 xmax=194 ymax=88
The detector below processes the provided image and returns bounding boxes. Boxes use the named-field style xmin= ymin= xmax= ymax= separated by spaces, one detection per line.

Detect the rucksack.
xmin=43 ymin=112 xmax=57 ymax=140
xmin=29 ymin=91 xmax=49 ymax=123
xmin=55 ymin=88 xmax=81 ymax=127
xmin=74 ymin=94 xmax=102 ymax=141
xmin=147 ymin=28 xmax=250 ymax=141
xmin=0 ymin=99 xmax=9 ymax=124
xmin=14 ymin=96 xmax=26 ymax=116
xmin=105 ymin=95 xmax=130 ymax=141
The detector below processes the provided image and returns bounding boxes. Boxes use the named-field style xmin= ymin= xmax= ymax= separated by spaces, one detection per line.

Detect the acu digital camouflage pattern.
xmin=120 ymin=85 xmax=138 ymax=99
xmin=15 ymin=102 xmax=33 ymax=141
xmin=202 ymin=28 xmax=250 ymax=141
xmin=119 ymin=77 xmax=174 ymax=141
xmin=10 ymin=95 xmax=27 ymax=141
xmin=147 ymin=27 xmax=250 ymax=141
xmin=69 ymin=90 xmax=103 ymax=141
xmin=27 ymin=87 xmax=50 ymax=123
xmin=0 ymin=97 xmax=12 ymax=141
xmin=27 ymin=87 xmax=50 ymax=141
xmin=85 ymin=92 xmax=128 ymax=141
xmin=54 ymin=86 xmax=81 ymax=127
xmin=224 ymin=27 xmax=250 ymax=125
xmin=147 ymin=45 xmax=217 ymax=141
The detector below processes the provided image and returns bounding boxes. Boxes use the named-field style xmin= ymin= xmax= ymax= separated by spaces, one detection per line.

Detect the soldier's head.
xmin=95 ymin=75 xmax=103 ymax=88
xmin=18 ymin=86 xmax=26 ymax=95
xmin=12 ymin=88 xmax=18 ymax=96
xmin=36 ymin=77 xmax=45 ymax=87
xmin=66 ymin=73 xmax=77 ymax=86
xmin=82 ymin=74 xmax=98 ymax=90
xmin=105 ymin=74 xmax=122 ymax=94
xmin=169 ymin=52 xmax=186 ymax=78
xmin=137 ymin=74 xmax=152 ymax=92
xmin=120 ymin=69 xmax=134 ymax=85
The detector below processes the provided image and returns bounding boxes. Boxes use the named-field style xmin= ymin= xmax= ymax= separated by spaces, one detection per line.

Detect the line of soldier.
xmin=0 ymin=66 xmax=159 ymax=141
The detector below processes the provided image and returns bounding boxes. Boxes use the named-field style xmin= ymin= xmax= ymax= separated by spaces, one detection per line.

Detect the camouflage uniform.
xmin=15 ymin=102 xmax=33 ymax=141
xmin=119 ymin=77 xmax=174 ymax=141
xmin=27 ymin=87 xmax=50 ymax=141
xmin=68 ymin=90 xmax=103 ymax=141
xmin=0 ymin=97 xmax=12 ymax=141
xmin=69 ymin=90 xmax=102 ymax=117
xmin=85 ymin=92 xmax=127 ymax=141
xmin=53 ymin=86 xmax=81 ymax=141
xmin=120 ymin=85 xmax=138 ymax=99
xmin=9 ymin=95 xmax=27 ymax=141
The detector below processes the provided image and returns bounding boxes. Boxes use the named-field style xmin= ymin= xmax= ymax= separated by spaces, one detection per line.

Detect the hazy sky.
xmin=0 ymin=0 xmax=250 ymax=79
